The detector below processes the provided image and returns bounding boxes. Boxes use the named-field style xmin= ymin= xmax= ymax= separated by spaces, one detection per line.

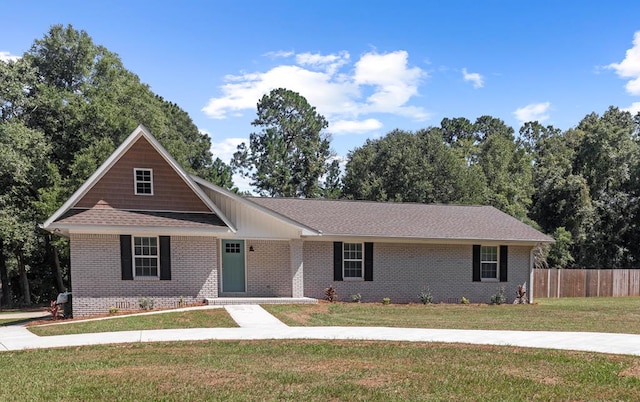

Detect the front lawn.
xmin=0 ymin=340 xmax=637 ymax=400
xmin=263 ymin=297 xmax=640 ymax=334
xmin=28 ymin=308 xmax=237 ymax=336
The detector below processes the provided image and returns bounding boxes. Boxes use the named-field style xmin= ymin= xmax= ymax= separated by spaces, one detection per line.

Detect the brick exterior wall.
xmin=303 ymin=242 xmax=531 ymax=304
xmin=70 ymin=234 xmax=531 ymax=316
xmin=70 ymin=234 xmax=217 ymax=317
xmin=239 ymin=240 xmax=292 ymax=297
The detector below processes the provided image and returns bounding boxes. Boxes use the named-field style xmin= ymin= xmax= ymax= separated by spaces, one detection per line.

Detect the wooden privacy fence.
xmin=533 ymin=269 xmax=640 ymax=298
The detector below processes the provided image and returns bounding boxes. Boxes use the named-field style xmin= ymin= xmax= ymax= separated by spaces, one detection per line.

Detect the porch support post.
xmin=290 ymin=240 xmax=304 ymax=298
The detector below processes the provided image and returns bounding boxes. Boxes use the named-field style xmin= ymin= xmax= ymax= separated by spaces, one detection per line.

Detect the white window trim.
xmin=480 ymin=245 xmax=499 ymax=282
xmin=134 ymin=168 xmax=154 ymax=195
xmin=133 ymin=236 xmax=159 ymax=279
xmin=343 ymin=242 xmax=364 ymax=280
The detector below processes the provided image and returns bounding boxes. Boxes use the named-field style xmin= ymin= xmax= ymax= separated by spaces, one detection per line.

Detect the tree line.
xmin=234 ymin=91 xmax=640 ymax=273
xmin=1 ymin=25 xmax=638 ymax=306
xmin=1 ymin=25 xmax=233 ymax=306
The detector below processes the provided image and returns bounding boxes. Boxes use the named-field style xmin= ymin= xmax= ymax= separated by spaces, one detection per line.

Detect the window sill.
xmin=480 ymin=278 xmax=499 ymax=282
xmin=343 ymin=277 xmax=364 ymax=281
xmin=133 ymin=276 xmax=160 ymax=281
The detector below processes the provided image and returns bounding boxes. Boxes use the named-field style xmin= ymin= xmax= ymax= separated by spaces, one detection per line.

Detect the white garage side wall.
xmin=70 ymin=234 xmax=217 ymax=317
xmin=303 ymin=242 xmax=531 ymax=304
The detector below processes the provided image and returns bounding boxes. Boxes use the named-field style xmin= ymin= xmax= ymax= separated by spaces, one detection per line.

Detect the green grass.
xmin=28 ymin=309 xmax=238 ymax=336
xmin=263 ymin=297 xmax=640 ymax=334
xmin=0 ymin=340 xmax=637 ymax=400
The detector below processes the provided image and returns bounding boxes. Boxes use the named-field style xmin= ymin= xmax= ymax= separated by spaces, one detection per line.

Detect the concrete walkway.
xmin=1 ymin=305 xmax=639 ymax=356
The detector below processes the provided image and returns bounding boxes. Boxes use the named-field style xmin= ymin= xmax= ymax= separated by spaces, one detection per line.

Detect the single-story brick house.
xmin=42 ymin=125 xmax=552 ymax=317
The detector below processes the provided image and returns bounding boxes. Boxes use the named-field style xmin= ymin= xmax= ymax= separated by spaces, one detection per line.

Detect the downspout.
xmin=529 ymin=246 xmax=535 ymax=303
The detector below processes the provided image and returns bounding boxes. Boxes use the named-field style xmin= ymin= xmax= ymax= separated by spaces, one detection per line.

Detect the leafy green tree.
xmin=0 ymin=58 xmax=36 ymax=122
xmin=342 ymin=128 xmax=481 ymax=204
xmin=478 ymin=130 xmax=533 ymax=220
xmin=233 ymin=88 xmax=332 ymax=197
xmin=322 ymin=159 xmax=342 ymax=199
xmin=0 ymin=122 xmax=53 ymax=304
xmin=547 ymin=227 xmax=575 ymax=268
xmin=0 ymin=25 xmax=236 ymax=304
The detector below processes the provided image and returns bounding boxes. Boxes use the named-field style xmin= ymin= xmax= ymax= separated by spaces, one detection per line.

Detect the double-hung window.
xmin=134 ymin=168 xmax=153 ymax=195
xmin=134 ymin=237 xmax=158 ymax=277
xmin=343 ymin=243 xmax=363 ymax=279
xmin=480 ymin=246 xmax=498 ymax=280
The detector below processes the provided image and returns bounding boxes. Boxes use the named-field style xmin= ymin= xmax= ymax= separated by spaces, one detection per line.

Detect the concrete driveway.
xmin=0 ymin=305 xmax=638 ymax=356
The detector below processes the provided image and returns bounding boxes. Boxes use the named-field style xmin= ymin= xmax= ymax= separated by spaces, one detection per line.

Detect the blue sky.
xmin=3 ymin=1 xmax=640 ymax=189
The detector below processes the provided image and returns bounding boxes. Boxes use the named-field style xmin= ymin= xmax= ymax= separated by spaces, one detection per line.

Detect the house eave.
xmin=44 ymin=224 xmax=232 ymax=237
xmin=301 ymin=234 xmax=551 ymax=246
xmin=191 ymin=175 xmax=322 ymax=236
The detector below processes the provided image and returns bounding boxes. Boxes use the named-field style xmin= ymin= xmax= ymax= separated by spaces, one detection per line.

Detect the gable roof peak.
xmin=42 ymin=125 xmax=236 ymax=232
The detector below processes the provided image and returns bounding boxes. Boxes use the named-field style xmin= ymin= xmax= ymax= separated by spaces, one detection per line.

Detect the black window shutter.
xmin=499 ymin=245 xmax=508 ymax=282
xmin=333 ymin=242 xmax=343 ymax=281
xmin=160 ymin=236 xmax=171 ymax=280
xmin=364 ymin=242 xmax=373 ymax=281
xmin=120 ymin=235 xmax=133 ymax=280
xmin=472 ymin=245 xmax=481 ymax=282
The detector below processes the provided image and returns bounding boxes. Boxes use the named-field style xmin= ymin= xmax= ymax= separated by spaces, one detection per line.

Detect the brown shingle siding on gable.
xmin=75 ymin=136 xmax=209 ymax=212
xmin=248 ymin=197 xmax=552 ymax=243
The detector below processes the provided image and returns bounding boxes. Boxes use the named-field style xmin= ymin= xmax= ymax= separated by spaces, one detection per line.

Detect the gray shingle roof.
xmin=248 ymin=197 xmax=552 ymax=243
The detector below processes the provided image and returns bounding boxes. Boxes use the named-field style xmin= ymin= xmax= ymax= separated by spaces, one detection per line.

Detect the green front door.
xmin=222 ymin=239 xmax=245 ymax=292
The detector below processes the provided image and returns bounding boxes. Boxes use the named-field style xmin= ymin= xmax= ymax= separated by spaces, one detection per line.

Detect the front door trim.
xmin=220 ymin=239 xmax=247 ymax=293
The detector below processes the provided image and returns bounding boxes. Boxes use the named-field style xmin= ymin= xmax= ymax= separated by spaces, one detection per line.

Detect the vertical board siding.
xmin=533 ymin=269 xmax=640 ymax=298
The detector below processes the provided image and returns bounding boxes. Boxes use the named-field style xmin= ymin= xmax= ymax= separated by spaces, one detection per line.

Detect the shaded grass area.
xmin=28 ymin=309 xmax=238 ymax=336
xmin=0 ymin=319 xmax=27 ymax=326
xmin=264 ymin=297 xmax=640 ymax=334
xmin=0 ymin=340 xmax=637 ymax=400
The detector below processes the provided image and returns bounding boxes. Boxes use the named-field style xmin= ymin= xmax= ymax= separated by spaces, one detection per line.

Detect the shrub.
xmin=350 ymin=293 xmax=362 ymax=303
xmin=138 ymin=297 xmax=155 ymax=310
xmin=48 ymin=301 xmax=61 ymax=320
xmin=490 ymin=287 xmax=506 ymax=305
xmin=461 ymin=296 xmax=470 ymax=305
xmin=108 ymin=306 xmax=119 ymax=314
xmin=324 ymin=286 xmax=338 ymax=302
xmin=382 ymin=297 xmax=391 ymax=305
xmin=418 ymin=288 xmax=433 ymax=305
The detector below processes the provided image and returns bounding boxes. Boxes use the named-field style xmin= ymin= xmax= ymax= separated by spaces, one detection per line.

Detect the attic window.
xmin=134 ymin=168 xmax=153 ymax=195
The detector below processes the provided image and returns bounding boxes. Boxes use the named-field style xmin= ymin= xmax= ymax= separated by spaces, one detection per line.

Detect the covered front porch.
xmin=206 ymin=297 xmax=317 ymax=305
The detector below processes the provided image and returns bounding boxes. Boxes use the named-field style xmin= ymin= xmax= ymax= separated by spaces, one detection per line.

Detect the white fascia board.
xmin=191 ymin=175 xmax=321 ymax=236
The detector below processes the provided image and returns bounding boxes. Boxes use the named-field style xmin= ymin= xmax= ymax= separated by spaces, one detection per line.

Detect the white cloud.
xmin=210 ymin=136 xmax=246 ymax=164
xmin=206 ymin=133 xmax=254 ymax=193
xmin=264 ymin=50 xmax=294 ymax=59
xmin=331 ymin=118 xmax=383 ymax=134
xmin=622 ymin=102 xmax=640 ymax=115
xmin=462 ymin=68 xmax=484 ymax=88
xmin=608 ymin=31 xmax=640 ymax=95
xmin=295 ymin=51 xmax=349 ymax=74
xmin=513 ymin=102 xmax=551 ymax=124
xmin=201 ymin=50 xmax=429 ymax=131
xmin=0 ymin=51 xmax=20 ymax=62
